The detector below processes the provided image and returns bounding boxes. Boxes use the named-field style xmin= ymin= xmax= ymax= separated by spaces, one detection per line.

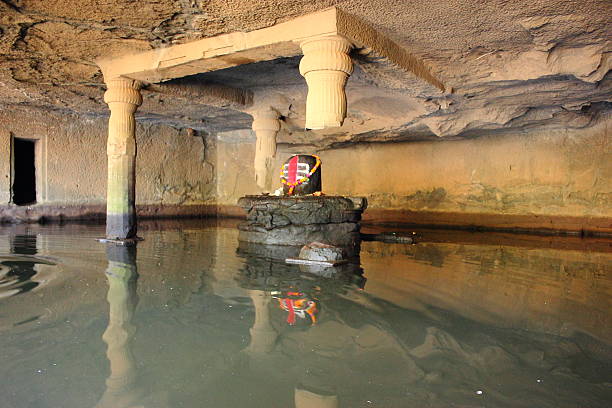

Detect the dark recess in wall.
xmin=12 ymin=138 xmax=36 ymax=206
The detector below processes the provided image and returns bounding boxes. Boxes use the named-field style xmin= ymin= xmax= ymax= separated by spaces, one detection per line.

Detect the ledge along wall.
xmin=215 ymin=117 xmax=612 ymax=236
xmin=0 ymin=106 xmax=216 ymax=222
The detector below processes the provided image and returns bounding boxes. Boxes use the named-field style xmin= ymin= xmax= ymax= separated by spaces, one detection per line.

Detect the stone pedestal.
xmin=237 ymin=196 xmax=366 ymax=249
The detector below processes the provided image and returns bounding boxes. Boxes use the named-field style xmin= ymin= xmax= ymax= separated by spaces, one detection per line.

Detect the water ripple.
xmin=0 ymin=255 xmax=56 ymax=299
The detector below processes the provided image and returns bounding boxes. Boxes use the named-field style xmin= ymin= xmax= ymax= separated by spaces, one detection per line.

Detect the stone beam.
xmin=145 ymin=80 xmax=253 ymax=109
xmin=335 ymin=9 xmax=445 ymax=92
xmin=96 ymin=7 xmax=444 ymax=92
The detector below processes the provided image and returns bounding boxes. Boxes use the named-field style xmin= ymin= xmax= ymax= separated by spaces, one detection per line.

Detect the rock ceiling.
xmin=0 ymin=0 xmax=610 ymax=148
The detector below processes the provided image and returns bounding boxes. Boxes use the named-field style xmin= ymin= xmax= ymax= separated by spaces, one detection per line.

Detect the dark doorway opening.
xmin=12 ymin=138 xmax=37 ymax=205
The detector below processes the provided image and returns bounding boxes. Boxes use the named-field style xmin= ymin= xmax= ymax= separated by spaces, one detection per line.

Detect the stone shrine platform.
xmin=237 ymin=195 xmax=367 ymax=248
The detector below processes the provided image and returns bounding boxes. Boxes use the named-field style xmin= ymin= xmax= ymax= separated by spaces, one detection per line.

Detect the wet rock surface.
xmin=237 ymin=195 xmax=366 ymax=247
xmin=298 ymin=242 xmax=345 ymax=262
xmin=238 ymin=195 xmax=366 ymax=228
xmin=239 ymin=219 xmax=360 ymax=247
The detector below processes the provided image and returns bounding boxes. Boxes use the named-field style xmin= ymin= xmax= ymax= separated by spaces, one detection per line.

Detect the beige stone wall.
xmin=0 ymin=107 xmax=215 ymax=207
xmin=215 ymin=129 xmax=261 ymax=203
xmin=216 ymin=118 xmax=611 ymax=219
xmin=321 ymin=121 xmax=611 ymax=217
xmin=1 ymin=107 xmax=609 ymax=227
xmin=0 ymin=129 xmax=10 ymax=204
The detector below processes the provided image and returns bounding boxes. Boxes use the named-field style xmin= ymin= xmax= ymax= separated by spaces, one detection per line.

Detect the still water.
xmin=0 ymin=220 xmax=610 ymax=408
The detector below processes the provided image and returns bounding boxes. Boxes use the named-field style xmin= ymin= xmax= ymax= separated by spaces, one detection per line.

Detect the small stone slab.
xmin=285 ymin=258 xmax=348 ymax=267
xmin=96 ymin=237 xmax=143 ymax=246
xmin=299 ymin=241 xmax=345 ymax=262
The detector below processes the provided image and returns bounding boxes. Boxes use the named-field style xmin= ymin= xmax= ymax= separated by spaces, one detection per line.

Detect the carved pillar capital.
xmin=252 ymin=107 xmax=281 ymax=133
xmin=299 ymin=35 xmax=353 ymax=76
xmin=299 ymin=35 xmax=354 ymax=130
xmin=104 ymin=78 xmax=143 ymax=108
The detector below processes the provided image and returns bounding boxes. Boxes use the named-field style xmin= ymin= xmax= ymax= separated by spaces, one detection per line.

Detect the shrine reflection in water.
xmin=0 ymin=220 xmax=610 ymax=408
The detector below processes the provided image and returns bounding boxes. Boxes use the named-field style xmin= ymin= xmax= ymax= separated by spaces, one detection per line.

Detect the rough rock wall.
xmin=215 ymin=117 xmax=611 ymax=229
xmin=1 ymin=1 xmax=609 ymax=140
xmin=0 ymin=107 xmax=215 ymax=209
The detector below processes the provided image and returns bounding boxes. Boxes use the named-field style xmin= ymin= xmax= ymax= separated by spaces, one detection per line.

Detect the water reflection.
xmin=96 ymin=244 xmax=141 ymax=408
xmin=236 ymin=243 xmax=368 ymax=407
xmin=360 ymin=238 xmax=612 ymax=344
xmin=245 ymin=290 xmax=278 ymax=354
xmin=0 ymin=234 xmax=56 ymax=299
xmin=0 ymin=223 xmax=608 ymax=407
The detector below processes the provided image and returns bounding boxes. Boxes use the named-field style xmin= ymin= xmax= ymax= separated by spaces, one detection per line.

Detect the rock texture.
xmin=237 ymin=195 xmax=366 ymax=247
xmin=0 ymin=0 xmax=609 ymax=142
xmin=299 ymin=242 xmax=345 ymax=262
xmin=0 ymin=1 xmax=609 ymax=233
xmin=238 ymin=195 xmax=366 ymax=227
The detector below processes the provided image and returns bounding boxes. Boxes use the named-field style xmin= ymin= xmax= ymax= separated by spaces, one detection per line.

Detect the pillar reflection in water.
xmin=236 ymin=243 xmax=364 ymax=408
xmin=245 ymin=276 xmax=339 ymax=408
xmin=295 ymin=388 xmax=339 ymax=408
xmin=96 ymin=243 xmax=141 ymax=408
xmin=246 ymin=289 xmax=278 ymax=354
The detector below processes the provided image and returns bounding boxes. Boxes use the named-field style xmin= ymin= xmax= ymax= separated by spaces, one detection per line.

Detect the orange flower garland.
xmin=280 ymin=154 xmax=321 ymax=195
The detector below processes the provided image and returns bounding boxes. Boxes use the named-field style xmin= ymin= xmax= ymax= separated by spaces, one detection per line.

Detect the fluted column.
xmin=246 ymin=290 xmax=278 ymax=354
xmin=252 ymin=108 xmax=281 ymax=192
xmin=103 ymin=78 xmax=142 ymax=240
xmin=299 ymin=35 xmax=353 ymax=130
xmin=97 ymin=244 xmax=140 ymax=408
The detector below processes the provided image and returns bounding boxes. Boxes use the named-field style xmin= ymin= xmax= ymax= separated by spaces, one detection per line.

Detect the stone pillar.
xmin=299 ymin=35 xmax=353 ymax=130
xmin=103 ymin=78 xmax=142 ymax=240
xmin=246 ymin=290 xmax=278 ymax=354
xmin=252 ymin=108 xmax=280 ymax=192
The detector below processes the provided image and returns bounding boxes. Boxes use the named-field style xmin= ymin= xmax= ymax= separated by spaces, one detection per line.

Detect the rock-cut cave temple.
xmin=0 ymin=2 xmax=611 ymax=408
xmin=0 ymin=0 xmax=609 ymax=236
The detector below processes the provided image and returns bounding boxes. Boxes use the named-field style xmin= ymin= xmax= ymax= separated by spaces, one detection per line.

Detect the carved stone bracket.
xmin=299 ymin=35 xmax=354 ymax=130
